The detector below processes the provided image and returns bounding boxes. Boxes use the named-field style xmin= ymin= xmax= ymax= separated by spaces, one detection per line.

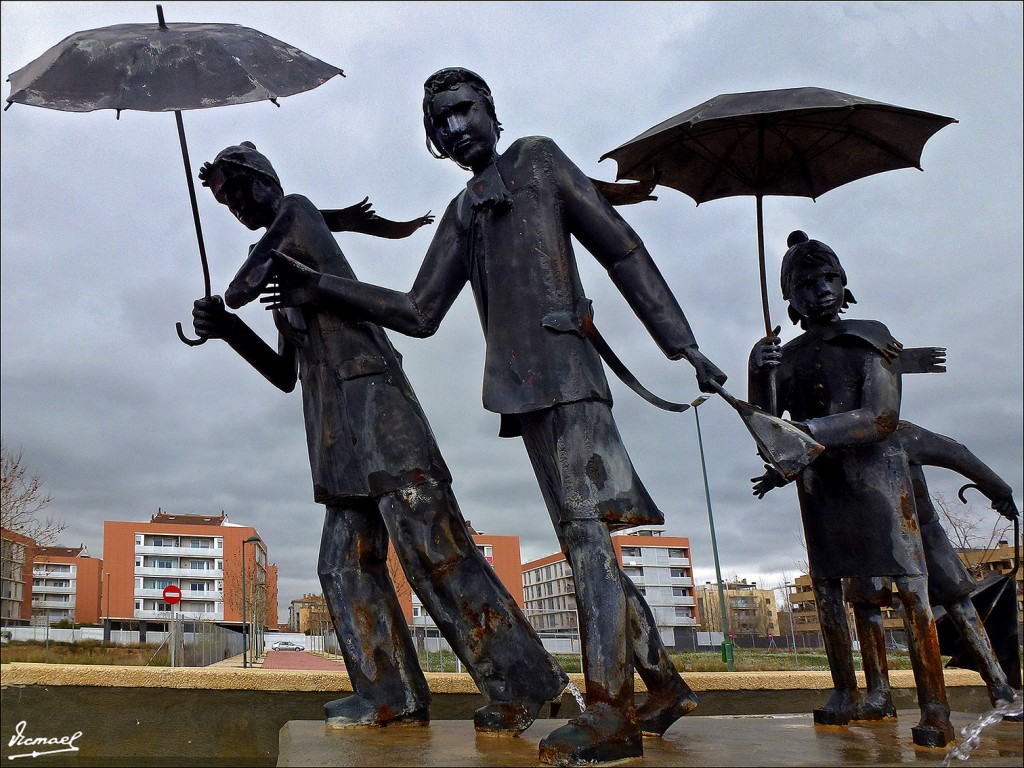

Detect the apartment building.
xmin=288 ymin=592 xmax=330 ymax=633
xmin=521 ymin=527 xmax=700 ymax=650
xmin=1 ymin=527 xmax=35 ymax=625
xmin=102 ymin=510 xmax=277 ymax=631
xmin=30 ymin=545 xmax=103 ymax=625
xmin=696 ymin=578 xmax=781 ymax=642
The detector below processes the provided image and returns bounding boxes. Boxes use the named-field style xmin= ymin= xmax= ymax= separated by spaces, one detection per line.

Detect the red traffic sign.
xmin=163 ymin=585 xmax=182 ymax=605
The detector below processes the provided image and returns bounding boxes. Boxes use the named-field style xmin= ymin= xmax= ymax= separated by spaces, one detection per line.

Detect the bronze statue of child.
xmin=191 ymin=141 xmax=567 ymax=734
xmin=748 ymin=230 xmax=954 ymax=747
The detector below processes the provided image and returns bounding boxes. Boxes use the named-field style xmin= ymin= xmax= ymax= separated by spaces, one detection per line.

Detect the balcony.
xmin=135 ymin=545 xmax=220 ymax=558
xmin=32 ymin=584 xmax=76 ymax=594
xmin=31 ymin=598 xmax=75 ymax=609
xmin=135 ymin=593 xmax=223 ymax=606
xmin=135 ymin=608 xmax=225 ymax=621
xmin=136 ymin=566 xmax=223 ymax=579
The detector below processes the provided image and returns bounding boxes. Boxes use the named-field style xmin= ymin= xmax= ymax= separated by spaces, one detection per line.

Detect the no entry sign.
xmin=163 ymin=585 xmax=182 ymax=605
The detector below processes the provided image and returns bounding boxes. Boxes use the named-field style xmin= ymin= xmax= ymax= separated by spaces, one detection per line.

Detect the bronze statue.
xmin=748 ymin=231 xmax=954 ymax=747
xmin=264 ymin=68 xmax=727 ymax=766
xmin=843 ymin=421 xmax=1021 ymax=719
xmin=191 ymin=142 xmax=567 ymax=734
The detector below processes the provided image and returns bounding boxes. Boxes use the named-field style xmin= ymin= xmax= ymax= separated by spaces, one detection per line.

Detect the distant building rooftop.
xmin=150 ymin=509 xmax=228 ymax=526
xmin=34 ymin=545 xmax=87 ymax=558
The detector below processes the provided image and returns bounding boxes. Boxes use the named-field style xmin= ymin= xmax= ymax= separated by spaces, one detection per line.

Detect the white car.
xmin=272 ymin=640 xmax=305 ymax=652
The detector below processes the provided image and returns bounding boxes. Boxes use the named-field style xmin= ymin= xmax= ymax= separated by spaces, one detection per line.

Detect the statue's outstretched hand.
xmin=993 ymin=496 xmax=1020 ymax=521
xmin=192 ymin=295 xmax=235 ymax=339
xmin=685 ymin=348 xmax=728 ymax=394
xmin=751 ymin=465 xmax=787 ymax=499
xmin=750 ymin=326 xmax=782 ymax=371
xmin=261 ymin=251 xmax=321 ymax=310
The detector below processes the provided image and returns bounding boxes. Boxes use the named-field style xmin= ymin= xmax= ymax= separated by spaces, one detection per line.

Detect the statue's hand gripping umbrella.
xmin=4 ymin=4 xmax=344 ymax=346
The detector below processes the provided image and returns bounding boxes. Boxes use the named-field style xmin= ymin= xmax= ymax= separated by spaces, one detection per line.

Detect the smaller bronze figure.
xmin=749 ymin=231 xmax=954 ymax=747
xmin=844 ymin=422 xmax=1021 ymax=718
xmin=191 ymin=142 xmax=567 ymax=733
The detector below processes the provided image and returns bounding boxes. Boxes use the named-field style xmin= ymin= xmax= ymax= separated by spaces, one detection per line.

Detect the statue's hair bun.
xmin=787 ymin=230 xmax=809 ymax=247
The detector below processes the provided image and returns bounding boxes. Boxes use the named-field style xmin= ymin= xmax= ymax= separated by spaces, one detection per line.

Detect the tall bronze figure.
xmin=748 ymin=231 xmax=954 ymax=747
xmin=191 ymin=142 xmax=567 ymax=734
xmin=843 ymin=421 xmax=1021 ymax=718
xmin=266 ymin=68 xmax=727 ymax=765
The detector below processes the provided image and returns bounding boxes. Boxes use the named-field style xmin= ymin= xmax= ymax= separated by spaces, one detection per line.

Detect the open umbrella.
xmin=600 ymin=87 xmax=957 ymax=336
xmin=5 ymin=4 xmax=344 ymax=346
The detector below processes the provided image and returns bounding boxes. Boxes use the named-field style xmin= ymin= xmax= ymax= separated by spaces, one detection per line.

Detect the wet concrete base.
xmin=278 ymin=711 xmax=1024 ymax=767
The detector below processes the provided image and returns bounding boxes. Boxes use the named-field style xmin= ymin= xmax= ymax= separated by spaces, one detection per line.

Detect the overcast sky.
xmin=2 ymin=2 xmax=1021 ymax=624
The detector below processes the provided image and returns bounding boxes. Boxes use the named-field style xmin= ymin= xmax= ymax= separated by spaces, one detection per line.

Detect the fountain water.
xmin=563 ymin=681 xmax=587 ymax=710
xmin=940 ymin=697 xmax=1024 ymax=765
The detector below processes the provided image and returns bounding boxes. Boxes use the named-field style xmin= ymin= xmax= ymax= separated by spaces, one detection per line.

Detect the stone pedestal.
xmin=277 ymin=712 xmax=1023 ymax=767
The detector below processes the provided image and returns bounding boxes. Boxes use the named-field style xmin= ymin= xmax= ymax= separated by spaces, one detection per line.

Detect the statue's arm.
xmin=192 ymin=296 xmax=297 ymax=392
xmin=899 ymin=423 xmax=1016 ymax=514
xmin=804 ymin=350 xmax=900 ymax=448
xmin=314 ymin=206 xmax=467 ymax=337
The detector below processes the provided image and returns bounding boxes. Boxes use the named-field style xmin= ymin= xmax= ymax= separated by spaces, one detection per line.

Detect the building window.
xmin=670 ymin=568 xmax=686 ymax=578
xmin=135 ymin=557 xmax=143 ymax=567
xmin=135 ymin=601 xmax=142 ymax=610
xmin=156 ymin=559 xmax=173 ymax=569
xmin=667 ymin=548 xmax=686 ymax=558
xmin=623 ymin=566 xmax=644 ymax=578
xmin=674 ymin=607 xmax=691 ymax=618
xmin=215 ymin=538 xmax=223 ymax=549
xmin=672 ymin=587 xmax=690 ymax=597
xmin=620 ymin=546 xmax=641 ymax=558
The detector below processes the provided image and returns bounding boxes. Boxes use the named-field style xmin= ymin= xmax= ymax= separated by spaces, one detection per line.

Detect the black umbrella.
xmin=600 ymin=87 xmax=957 ymax=336
xmin=5 ymin=4 xmax=344 ymax=345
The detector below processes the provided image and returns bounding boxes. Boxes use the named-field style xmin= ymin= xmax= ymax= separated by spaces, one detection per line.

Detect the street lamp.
xmin=241 ymin=535 xmax=262 ymax=669
xmin=691 ymin=395 xmax=735 ymax=671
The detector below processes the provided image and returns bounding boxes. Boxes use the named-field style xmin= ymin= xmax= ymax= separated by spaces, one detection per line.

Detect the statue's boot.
xmin=636 ymin=683 xmax=699 ymax=736
xmin=324 ymin=694 xmax=429 ymax=729
xmin=539 ymin=702 xmax=642 ymax=766
xmin=854 ymin=688 xmax=897 ymax=721
xmin=910 ymin=702 xmax=954 ymax=748
xmin=813 ymin=688 xmax=862 ymax=726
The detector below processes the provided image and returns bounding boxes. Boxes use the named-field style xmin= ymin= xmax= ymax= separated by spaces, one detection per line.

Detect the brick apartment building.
xmin=102 ymin=510 xmax=277 ymax=631
xmin=31 ymin=545 xmax=103 ymax=625
xmin=1 ymin=527 xmax=35 ymax=625
xmin=521 ymin=527 xmax=700 ymax=651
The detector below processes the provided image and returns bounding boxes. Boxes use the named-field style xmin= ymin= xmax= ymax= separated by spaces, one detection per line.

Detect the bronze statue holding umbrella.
xmin=4 ymin=4 xmax=344 ymax=345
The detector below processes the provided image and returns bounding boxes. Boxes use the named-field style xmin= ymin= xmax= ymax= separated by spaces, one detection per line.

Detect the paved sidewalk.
xmin=262 ymin=650 xmax=347 ymax=671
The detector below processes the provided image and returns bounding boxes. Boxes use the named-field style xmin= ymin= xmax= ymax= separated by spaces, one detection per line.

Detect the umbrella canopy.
xmin=5 ymin=5 xmax=344 ymax=346
xmin=600 ymin=87 xmax=956 ymax=203
xmin=600 ymin=87 xmax=957 ymax=336
xmin=5 ymin=19 xmax=342 ymax=114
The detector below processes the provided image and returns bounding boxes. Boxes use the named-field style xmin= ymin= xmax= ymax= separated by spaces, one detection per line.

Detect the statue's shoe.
xmin=812 ymin=689 xmax=861 ymax=726
xmin=911 ymin=721 xmax=954 ymax=748
xmin=474 ymin=700 xmax=546 ymax=735
xmin=637 ymin=686 xmax=699 ymax=736
xmin=853 ymin=690 xmax=897 ymax=721
xmin=324 ymin=694 xmax=429 ymax=729
xmin=539 ymin=702 xmax=642 ymax=766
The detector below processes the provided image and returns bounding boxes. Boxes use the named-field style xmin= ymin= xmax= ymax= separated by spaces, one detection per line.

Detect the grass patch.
xmin=1 ymin=639 xmax=169 ymax=666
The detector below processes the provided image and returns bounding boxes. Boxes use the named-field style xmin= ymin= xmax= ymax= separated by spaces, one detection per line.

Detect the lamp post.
xmin=691 ymin=395 xmax=735 ymax=671
xmin=241 ymin=535 xmax=262 ymax=669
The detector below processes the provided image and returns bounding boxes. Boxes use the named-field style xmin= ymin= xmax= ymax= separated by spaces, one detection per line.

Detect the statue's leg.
xmin=811 ymin=577 xmax=861 ymax=725
xmin=539 ymin=518 xmax=642 ymax=765
xmin=850 ymin=602 xmax=896 ymax=720
xmin=317 ymin=502 xmax=430 ymax=728
xmin=894 ymin=574 xmax=953 ymax=747
xmin=945 ymin=596 xmax=1017 ymax=707
xmin=623 ymin=575 xmax=698 ymax=736
xmin=379 ymin=481 xmax=567 ymax=735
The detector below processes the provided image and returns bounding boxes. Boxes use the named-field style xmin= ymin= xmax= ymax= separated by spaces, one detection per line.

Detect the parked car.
xmin=272 ymin=640 xmax=305 ymax=652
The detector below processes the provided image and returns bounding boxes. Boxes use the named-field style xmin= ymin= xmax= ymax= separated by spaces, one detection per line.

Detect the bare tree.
xmin=935 ymin=491 xmax=1013 ymax=579
xmin=1 ymin=441 xmax=64 ymax=545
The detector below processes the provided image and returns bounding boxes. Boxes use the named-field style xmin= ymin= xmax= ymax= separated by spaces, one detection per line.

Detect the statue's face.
xmin=787 ymin=262 xmax=845 ymax=323
xmin=428 ymin=83 xmax=498 ymax=171
xmin=220 ymin=173 xmax=279 ymax=231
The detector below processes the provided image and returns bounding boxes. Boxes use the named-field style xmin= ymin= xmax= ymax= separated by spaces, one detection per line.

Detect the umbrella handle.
xmin=173 ymin=108 xmax=211 ymax=347
xmin=176 ymin=322 xmax=205 ymax=346
xmin=958 ymin=483 xmax=1020 ymax=576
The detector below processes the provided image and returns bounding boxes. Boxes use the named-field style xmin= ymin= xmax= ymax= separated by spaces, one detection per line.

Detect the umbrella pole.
xmin=756 ymin=195 xmax=778 ymax=414
xmin=172 ymin=109 xmax=211 ymax=346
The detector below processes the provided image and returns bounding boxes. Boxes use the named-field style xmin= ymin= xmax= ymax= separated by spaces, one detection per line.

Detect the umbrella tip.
xmin=156 ymin=5 xmax=167 ymax=28
xmin=270 ymin=97 xmax=280 ymax=108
